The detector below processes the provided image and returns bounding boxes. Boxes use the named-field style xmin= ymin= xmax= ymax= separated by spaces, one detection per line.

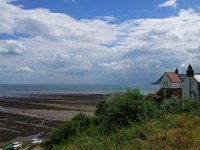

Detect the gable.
xmin=166 ymin=72 xmax=182 ymax=83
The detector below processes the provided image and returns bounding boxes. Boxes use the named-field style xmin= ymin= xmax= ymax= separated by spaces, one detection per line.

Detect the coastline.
xmin=0 ymin=93 xmax=106 ymax=147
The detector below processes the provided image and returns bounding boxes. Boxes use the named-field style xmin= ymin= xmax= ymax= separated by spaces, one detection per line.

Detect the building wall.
xmin=182 ymin=77 xmax=199 ymax=99
xmin=160 ymin=73 xmax=181 ymax=89
xmin=161 ymin=88 xmax=182 ymax=100
xmin=160 ymin=73 xmax=172 ymax=88
xmin=171 ymin=83 xmax=182 ymax=88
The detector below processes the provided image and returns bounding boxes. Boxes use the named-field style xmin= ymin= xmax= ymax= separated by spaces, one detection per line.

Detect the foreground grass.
xmin=47 ymin=110 xmax=200 ymax=150
xmin=42 ymin=90 xmax=200 ymax=150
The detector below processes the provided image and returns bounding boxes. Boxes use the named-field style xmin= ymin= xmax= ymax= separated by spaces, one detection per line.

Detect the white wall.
xmin=160 ymin=72 xmax=181 ymax=89
xmin=182 ymin=77 xmax=199 ymax=99
xmin=160 ymin=73 xmax=171 ymax=88
xmin=172 ymin=82 xmax=182 ymax=88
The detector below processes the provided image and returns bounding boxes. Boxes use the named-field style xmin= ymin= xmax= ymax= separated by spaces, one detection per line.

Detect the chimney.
xmin=175 ymin=67 xmax=179 ymax=74
xmin=186 ymin=64 xmax=194 ymax=77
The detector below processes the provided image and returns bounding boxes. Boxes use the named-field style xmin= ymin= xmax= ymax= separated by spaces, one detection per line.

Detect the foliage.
xmin=159 ymin=96 xmax=182 ymax=113
xmin=72 ymin=112 xmax=91 ymax=130
xmin=107 ymin=88 xmax=148 ymax=126
xmin=42 ymin=88 xmax=200 ymax=150
xmin=95 ymin=93 xmax=118 ymax=116
xmin=44 ymin=120 xmax=80 ymax=149
xmin=145 ymin=98 xmax=159 ymax=119
xmin=48 ymin=111 xmax=200 ymax=150
xmin=160 ymin=97 xmax=200 ymax=114
xmin=95 ymin=88 xmax=153 ymax=128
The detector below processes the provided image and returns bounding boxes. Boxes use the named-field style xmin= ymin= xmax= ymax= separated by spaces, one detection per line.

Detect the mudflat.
xmin=0 ymin=93 xmax=106 ymax=147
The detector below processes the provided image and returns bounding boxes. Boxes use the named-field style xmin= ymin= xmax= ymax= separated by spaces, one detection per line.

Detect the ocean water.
xmin=0 ymin=84 xmax=160 ymax=97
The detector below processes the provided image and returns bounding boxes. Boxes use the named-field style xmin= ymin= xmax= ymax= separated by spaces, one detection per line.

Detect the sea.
xmin=0 ymin=83 xmax=160 ymax=97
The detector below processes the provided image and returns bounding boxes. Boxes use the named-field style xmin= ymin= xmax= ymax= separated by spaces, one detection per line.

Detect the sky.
xmin=0 ymin=0 xmax=200 ymax=84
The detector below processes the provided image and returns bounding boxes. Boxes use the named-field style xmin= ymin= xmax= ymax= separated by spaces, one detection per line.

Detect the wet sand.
xmin=0 ymin=93 xmax=106 ymax=147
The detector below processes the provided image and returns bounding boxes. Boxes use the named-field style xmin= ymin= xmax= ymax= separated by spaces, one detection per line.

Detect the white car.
xmin=12 ymin=142 xmax=22 ymax=149
xmin=31 ymin=138 xmax=42 ymax=144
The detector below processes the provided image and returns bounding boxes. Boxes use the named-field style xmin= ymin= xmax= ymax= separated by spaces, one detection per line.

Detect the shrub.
xmin=72 ymin=112 xmax=91 ymax=127
xmin=72 ymin=112 xmax=92 ymax=133
xmin=95 ymin=89 xmax=160 ymax=128
xmin=44 ymin=120 xmax=80 ymax=149
xmin=145 ymin=99 xmax=159 ymax=119
xmin=159 ymin=96 xmax=181 ymax=113
xmin=182 ymin=98 xmax=199 ymax=113
xmin=95 ymin=93 xmax=118 ymax=116
xmin=160 ymin=97 xmax=200 ymax=114
xmin=107 ymin=88 xmax=148 ymax=127
xmin=92 ymin=115 xmax=107 ymax=126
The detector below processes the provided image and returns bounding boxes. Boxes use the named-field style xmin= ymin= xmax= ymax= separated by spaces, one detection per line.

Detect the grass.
xmin=42 ymin=91 xmax=200 ymax=150
xmin=47 ymin=111 xmax=200 ymax=150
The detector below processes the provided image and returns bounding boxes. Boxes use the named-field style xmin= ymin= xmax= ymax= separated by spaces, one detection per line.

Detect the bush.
xmin=44 ymin=120 xmax=80 ymax=149
xmin=182 ymin=98 xmax=199 ymax=112
xmin=145 ymin=99 xmax=159 ymax=119
xmin=95 ymin=89 xmax=160 ymax=128
xmin=160 ymin=97 xmax=200 ymax=114
xmin=72 ymin=112 xmax=92 ymax=134
xmin=95 ymin=93 xmax=118 ymax=116
xmin=160 ymin=96 xmax=182 ymax=113
xmin=106 ymin=89 xmax=148 ymax=127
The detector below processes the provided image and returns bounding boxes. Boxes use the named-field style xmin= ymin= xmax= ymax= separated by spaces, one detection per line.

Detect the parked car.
xmin=31 ymin=138 xmax=42 ymax=144
xmin=12 ymin=142 xmax=22 ymax=149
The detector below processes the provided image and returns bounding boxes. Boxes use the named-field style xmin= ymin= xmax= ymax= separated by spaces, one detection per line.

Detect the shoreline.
xmin=0 ymin=93 xmax=106 ymax=147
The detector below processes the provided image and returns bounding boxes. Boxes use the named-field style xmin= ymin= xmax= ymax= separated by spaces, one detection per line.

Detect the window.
xmin=166 ymin=81 xmax=168 ymax=86
xmin=164 ymin=81 xmax=165 ymax=86
xmin=163 ymin=89 xmax=167 ymax=95
xmin=194 ymin=94 xmax=197 ymax=99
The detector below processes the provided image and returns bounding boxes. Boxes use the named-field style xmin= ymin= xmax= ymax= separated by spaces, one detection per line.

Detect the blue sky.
xmin=0 ymin=0 xmax=200 ymax=84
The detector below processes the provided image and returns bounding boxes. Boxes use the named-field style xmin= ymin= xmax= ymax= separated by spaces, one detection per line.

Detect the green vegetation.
xmin=42 ymin=89 xmax=200 ymax=150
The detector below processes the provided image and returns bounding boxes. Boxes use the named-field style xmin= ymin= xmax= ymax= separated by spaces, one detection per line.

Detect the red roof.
xmin=166 ymin=72 xmax=181 ymax=82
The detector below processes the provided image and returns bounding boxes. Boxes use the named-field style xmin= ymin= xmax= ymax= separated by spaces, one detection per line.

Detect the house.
xmin=182 ymin=65 xmax=200 ymax=99
xmin=160 ymin=67 xmax=182 ymax=100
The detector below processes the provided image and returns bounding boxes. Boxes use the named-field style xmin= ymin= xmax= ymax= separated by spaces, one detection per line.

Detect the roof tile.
xmin=166 ymin=72 xmax=182 ymax=82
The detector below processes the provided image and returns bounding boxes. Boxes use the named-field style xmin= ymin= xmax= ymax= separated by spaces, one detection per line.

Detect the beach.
xmin=0 ymin=93 xmax=106 ymax=147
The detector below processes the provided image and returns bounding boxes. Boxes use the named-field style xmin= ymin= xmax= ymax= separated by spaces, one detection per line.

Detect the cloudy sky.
xmin=0 ymin=0 xmax=200 ymax=84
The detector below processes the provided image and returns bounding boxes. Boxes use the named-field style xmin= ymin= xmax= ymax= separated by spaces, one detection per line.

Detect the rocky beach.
xmin=0 ymin=94 xmax=106 ymax=147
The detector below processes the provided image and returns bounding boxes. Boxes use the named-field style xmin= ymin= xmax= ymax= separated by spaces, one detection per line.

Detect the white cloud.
xmin=100 ymin=62 xmax=131 ymax=70
xmin=15 ymin=67 xmax=32 ymax=71
xmin=0 ymin=0 xmax=200 ymax=83
xmin=0 ymin=40 xmax=27 ymax=55
xmin=158 ymin=0 xmax=178 ymax=8
xmin=0 ymin=46 xmax=9 ymax=53
xmin=69 ymin=66 xmax=91 ymax=71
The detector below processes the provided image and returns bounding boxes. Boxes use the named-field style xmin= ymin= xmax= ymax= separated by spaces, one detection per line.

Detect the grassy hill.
xmin=42 ymin=89 xmax=200 ymax=150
